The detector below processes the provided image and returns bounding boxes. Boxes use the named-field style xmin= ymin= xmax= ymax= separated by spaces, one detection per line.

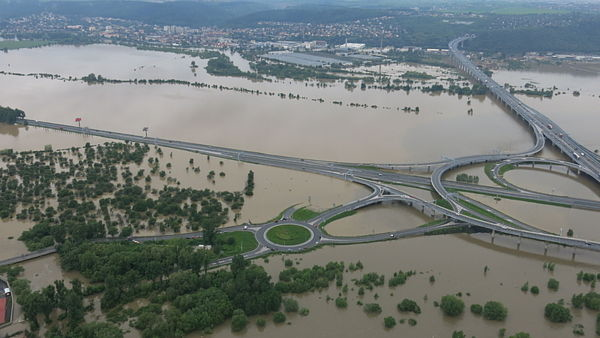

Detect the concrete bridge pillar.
xmin=544 ymin=242 xmax=548 ymax=256
xmin=491 ymin=229 xmax=495 ymax=244
xmin=572 ymin=247 xmax=577 ymax=261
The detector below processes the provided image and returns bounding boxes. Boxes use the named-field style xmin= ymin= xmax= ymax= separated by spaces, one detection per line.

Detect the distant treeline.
xmin=0 ymin=105 xmax=25 ymax=123
xmin=465 ymin=17 xmax=600 ymax=54
xmin=0 ymin=1 xmax=269 ymax=27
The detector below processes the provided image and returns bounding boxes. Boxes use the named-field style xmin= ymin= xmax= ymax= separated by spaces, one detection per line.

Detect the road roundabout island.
xmin=263 ymin=223 xmax=314 ymax=248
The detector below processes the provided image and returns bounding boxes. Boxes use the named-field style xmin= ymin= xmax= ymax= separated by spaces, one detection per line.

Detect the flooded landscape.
xmin=2 ymin=40 xmax=600 ymax=338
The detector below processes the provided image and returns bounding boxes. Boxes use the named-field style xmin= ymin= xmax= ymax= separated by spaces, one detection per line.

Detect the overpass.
xmin=449 ymin=35 xmax=600 ymax=181
xmin=13 ymin=118 xmax=600 ymax=251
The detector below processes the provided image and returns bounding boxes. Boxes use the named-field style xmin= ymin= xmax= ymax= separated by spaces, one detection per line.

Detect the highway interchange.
xmin=2 ymin=35 xmax=600 ymax=269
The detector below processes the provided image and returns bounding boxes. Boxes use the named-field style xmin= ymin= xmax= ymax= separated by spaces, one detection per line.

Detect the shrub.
xmin=544 ymin=303 xmax=572 ymax=323
xmin=572 ymin=293 xmax=585 ymax=309
xmin=530 ymin=286 xmax=540 ymax=295
xmin=273 ymin=312 xmax=286 ymax=324
xmin=573 ymin=323 xmax=584 ymax=336
xmin=584 ymin=292 xmax=600 ymax=310
xmin=231 ymin=309 xmax=248 ymax=332
xmin=470 ymin=304 xmax=483 ymax=315
xmin=335 ymin=297 xmax=348 ymax=309
xmin=547 ymin=278 xmax=559 ymax=291
xmin=397 ymin=299 xmax=421 ymax=314
xmin=440 ymin=295 xmax=465 ymax=317
xmin=299 ymin=308 xmax=309 ymax=316
xmin=408 ymin=318 xmax=417 ymax=326
xmin=509 ymin=333 xmax=530 ymax=338
xmin=256 ymin=318 xmax=266 ymax=328
xmin=283 ymin=298 xmax=299 ymax=313
xmin=383 ymin=316 xmax=396 ymax=328
xmin=452 ymin=331 xmax=466 ymax=338
xmin=482 ymin=301 xmax=507 ymax=321
xmin=363 ymin=303 xmax=382 ymax=314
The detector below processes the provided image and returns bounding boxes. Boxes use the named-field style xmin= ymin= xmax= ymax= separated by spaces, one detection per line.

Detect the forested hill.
xmin=465 ymin=18 xmax=600 ymax=54
xmin=224 ymin=6 xmax=397 ymax=27
xmin=0 ymin=1 xmax=270 ymax=27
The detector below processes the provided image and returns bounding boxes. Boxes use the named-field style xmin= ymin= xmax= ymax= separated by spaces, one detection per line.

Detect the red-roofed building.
xmin=0 ymin=297 xmax=7 ymax=325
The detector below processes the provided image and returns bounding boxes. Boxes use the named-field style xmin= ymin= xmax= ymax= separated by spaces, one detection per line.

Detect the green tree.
xmin=335 ymin=297 xmax=348 ymax=308
xmin=283 ymin=298 xmax=299 ymax=313
xmin=509 ymin=333 xmax=531 ymax=338
xmin=452 ymin=331 xmax=466 ymax=338
xmin=363 ymin=303 xmax=382 ymax=314
xmin=572 ymin=293 xmax=585 ymax=309
xmin=470 ymin=304 xmax=483 ymax=315
xmin=397 ymin=298 xmax=421 ymax=314
xmin=547 ymin=278 xmax=560 ymax=291
xmin=231 ymin=309 xmax=249 ymax=332
xmin=273 ymin=311 xmax=286 ymax=324
xmin=231 ymin=254 xmax=250 ymax=276
xmin=530 ymin=286 xmax=540 ymax=295
xmin=440 ymin=295 xmax=465 ymax=317
xmin=67 ymin=322 xmax=124 ymax=338
xmin=584 ymin=292 xmax=600 ymax=310
xmin=482 ymin=301 xmax=507 ymax=321
xmin=383 ymin=316 xmax=396 ymax=328
xmin=256 ymin=318 xmax=266 ymax=328
xmin=544 ymin=302 xmax=572 ymax=323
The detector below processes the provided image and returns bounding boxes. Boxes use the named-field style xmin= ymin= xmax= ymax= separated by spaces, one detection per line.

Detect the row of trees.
xmin=0 ymin=105 xmax=25 ymax=123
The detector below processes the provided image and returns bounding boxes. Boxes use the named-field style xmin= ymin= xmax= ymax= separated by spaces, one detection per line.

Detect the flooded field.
xmin=504 ymin=168 xmax=600 ymax=201
xmin=204 ymin=234 xmax=600 ymax=338
xmin=493 ymin=68 xmax=600 ymax=152
xmin=1 ymin=45 xmax=600 ymax=338
xmin=465 ymin=192 xmax=600 ymax=242
xmin=0 ymin=44 xmax=537 ymax=163
xmin=324 ymin=202 xmax=431 ymax=236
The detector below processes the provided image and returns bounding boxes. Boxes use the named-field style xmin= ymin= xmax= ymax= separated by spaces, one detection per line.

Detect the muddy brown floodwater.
xmin=2 ymin=45 xmax=600 ymax=337
xmin=0 ymin=44 xmax=536 ymax=163
xmin=202 ymin=234 xmax=600 ymax=338
xmin=503 ymin=168 xmax=600 ymax=201
xmin=465 ymin=192 xmax=600 ymax=242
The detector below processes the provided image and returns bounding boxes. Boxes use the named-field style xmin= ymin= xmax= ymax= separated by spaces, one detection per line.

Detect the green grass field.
xmin=266 ymin=225 xmax=311 ymax=245
xmin=218 ymin=231 xmax=258 ymax=257
xmin=292 ymin=207 xmax=320 ymax=221
xmin=320 ymin=210 xmax=357 ymax=227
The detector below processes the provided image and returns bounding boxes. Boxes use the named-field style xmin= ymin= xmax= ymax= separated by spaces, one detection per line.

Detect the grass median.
xmin=266 ymin=225 xmax=311 ymax=246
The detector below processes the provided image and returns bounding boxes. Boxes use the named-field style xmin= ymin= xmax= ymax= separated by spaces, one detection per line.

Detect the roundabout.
xmin=266 ymin=224 xmax=312 ymax=246
xmin=255 ymin=221 xmax=319 ymax=252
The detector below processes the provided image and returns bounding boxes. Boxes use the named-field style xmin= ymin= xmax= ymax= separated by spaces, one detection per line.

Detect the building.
xmin=337 ymin=43 xmax=366 ymax=51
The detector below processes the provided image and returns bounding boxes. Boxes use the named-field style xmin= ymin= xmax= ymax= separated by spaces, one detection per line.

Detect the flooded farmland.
xmin=2 ymin=44 xmax=600 ymax=337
